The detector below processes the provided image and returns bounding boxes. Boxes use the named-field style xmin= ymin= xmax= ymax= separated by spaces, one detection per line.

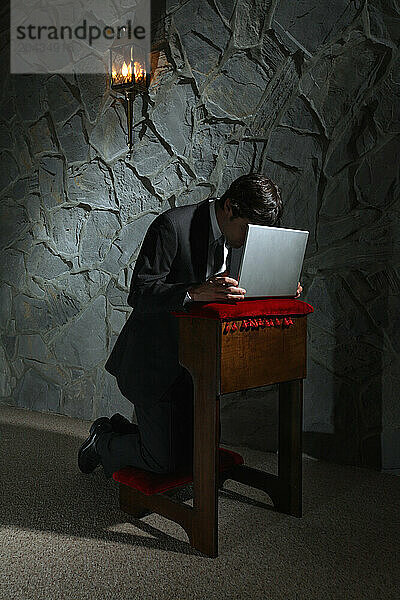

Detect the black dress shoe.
xmin=78 ymin=420 xmax=113 ymax=474
xmin=110 ymin=413 xmax=139 ymax=434
xmin=89 ymin=416 xmax=111 ymax=436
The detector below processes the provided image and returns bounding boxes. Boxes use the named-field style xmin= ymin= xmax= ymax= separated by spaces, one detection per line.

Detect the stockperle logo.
xmin=10 ymin=0 xmax=150 ymax=74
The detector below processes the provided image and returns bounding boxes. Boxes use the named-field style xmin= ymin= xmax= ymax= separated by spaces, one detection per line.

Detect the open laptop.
xmin=229 ymin=224 xmax=309 ymax=298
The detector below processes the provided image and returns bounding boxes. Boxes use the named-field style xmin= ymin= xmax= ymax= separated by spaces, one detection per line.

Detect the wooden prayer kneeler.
xmin=113 ymin=298 xmax=314 ymax=558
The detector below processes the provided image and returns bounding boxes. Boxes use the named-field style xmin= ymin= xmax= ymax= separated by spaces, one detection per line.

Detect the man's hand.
xmin=294 ymin=282 xmax=303 ymax=298
xmin=188 ymin=275 xmax=246 ymax=302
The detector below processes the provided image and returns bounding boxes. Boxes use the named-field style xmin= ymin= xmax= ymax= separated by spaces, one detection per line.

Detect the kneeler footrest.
xmin=113 ymin=447 xmax=244 ymax=495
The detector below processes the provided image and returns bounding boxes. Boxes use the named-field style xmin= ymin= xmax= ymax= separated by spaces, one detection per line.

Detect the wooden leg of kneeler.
xmin=188 ymin=388 xmax=219 ymax=558
xmin=119 ymin=484 xmax=154 ymax=518
xmin=276 ymin=378 xmax=303 ymax=517
xmin=178 ymin=317 xmax=220 ymax=557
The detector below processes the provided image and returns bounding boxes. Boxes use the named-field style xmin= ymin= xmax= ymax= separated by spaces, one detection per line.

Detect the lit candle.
xmin=121 ymin=61 xmax=129 ymax=78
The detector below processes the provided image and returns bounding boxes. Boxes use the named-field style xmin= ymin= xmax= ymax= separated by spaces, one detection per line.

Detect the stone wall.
xmin=0 ymin=0 xmax=399 ymax=472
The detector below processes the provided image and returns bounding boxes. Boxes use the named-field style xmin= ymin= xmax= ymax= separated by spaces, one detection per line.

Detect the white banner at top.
xmin=10 ymin=0 xmax=151 ymax=74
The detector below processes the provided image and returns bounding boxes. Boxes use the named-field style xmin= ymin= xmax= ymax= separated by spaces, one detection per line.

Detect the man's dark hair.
xmin=216 ymin=173 xmax=283 ymax=226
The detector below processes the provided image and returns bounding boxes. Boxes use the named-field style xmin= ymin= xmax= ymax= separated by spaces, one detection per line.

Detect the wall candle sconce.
xmin=109 ymin=28 xmax=151 ymax=153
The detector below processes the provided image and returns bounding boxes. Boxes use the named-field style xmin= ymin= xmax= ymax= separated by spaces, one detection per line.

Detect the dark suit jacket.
xmin=105 ymin=198 xmax=211 ymax=403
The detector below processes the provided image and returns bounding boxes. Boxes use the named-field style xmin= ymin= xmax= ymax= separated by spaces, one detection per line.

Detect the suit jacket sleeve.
xmin=127 ymin=212 xmax=195 ymax=314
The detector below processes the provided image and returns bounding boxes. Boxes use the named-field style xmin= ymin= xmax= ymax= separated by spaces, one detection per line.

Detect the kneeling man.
xmin=78 ymin=173 xmax=301 ymax=477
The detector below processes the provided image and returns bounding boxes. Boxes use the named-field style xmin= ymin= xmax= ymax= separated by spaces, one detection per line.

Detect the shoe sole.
xmin=78 ymin=433 xmax=101 ymax=474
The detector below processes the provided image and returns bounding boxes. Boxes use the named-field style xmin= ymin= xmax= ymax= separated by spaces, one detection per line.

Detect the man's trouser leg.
xmin=96 ymin=369 xmax=195 ymax=478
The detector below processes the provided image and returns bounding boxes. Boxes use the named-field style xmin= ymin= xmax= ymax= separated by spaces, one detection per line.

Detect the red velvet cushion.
xmin=113 ymin=447 xmax=244 ymax=495
xmin=172 ymin=298 xmax=313 ymax=320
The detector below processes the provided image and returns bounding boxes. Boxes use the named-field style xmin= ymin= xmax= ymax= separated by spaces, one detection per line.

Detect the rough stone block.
xmin=372 ymin=53 xmax=400 ymax=134
xmin=0 ymin=151 xmax=19 ymax=192
xmin=12 ymin=125 xmax=32 ymax=176
xmin=79 ymin=211 xmax=120 ymax=268
xmin=366 ymin=293 xmax=400 ymax=353
xmin=23 ymin=359 xmax=69 ymax=387
xmin=300 ymin=32 xmax=387 ymax=139
xmin=113 ymin=213 xmax=156 ymax=265
xmin=263 ymin=129 xmax=320 ymax=253
xmin=317 ymin=209 xmax=379 ymax=252
xmin=0 ymin=345 xmax=13 ymax=397
xmin=216 ymin=140 xmax=258 ymax=195
xmin=13 ymin=75 xmax=46 ymax=122
xmin=148 ymin=50 xmax=177 ymax=99
xmin=45 ymin=75 xmax=80 ymax=123
xmin=0 ymin=200 xmax=29 ymax=251
xmin=234 ymin=0 xmax=273 ymax=48
xmin=185 ymin=31 xmax=220 ymax=78
xmin=58 ymin=271 xmax=110 ymax=304
xmin=250 ymin=56 xmax=298 ymax=137
xmin=15 ymin=368 xmax=62 ymax=412
xmin=0 ymin=121 xmax=13 ymax=150
xmin=29 ymin=117 xmax=57 ymax=155
xmin=306 ymin=275 xmax=372 ymax=339
xmin=192 ymin=121 xmax=237 ymax=181
xmin=0 ymin=284 xmax=12 ymax=331
xmin=215 ymin=0 xmax=235 ymax=23
xmin=26 ymin=244 xmax=69 ymax=280
xmin=354 ymin=136 xmax=400 ymax=208
xmin=53 ymin=296 xmax=107 ymax=369
xmin=174 ymin=0 xmax=229 ymax=52
xmin=13 ymin=174 xmax=39 ymax=200
xmin=205 ymin=52 xmax=270 ymax=119
xmin=62 ymin=375 xmax=96 ymax=420
xmin=0 ymin=250 xmax=26 ymax=289
xmin=89 ymin=105 xmax=127 ymax=162
xmin=152 ymin=162 xmax=190 ymax=199
xmin=305 ymin=346 xmax=357 ymax=433
xmin=75 ymin=59 xmax=106 ymax=123
xmin=151 ymin=83 xmax=196 ymax=156
xmin=178 ymin=187 xmax=213 ymax=208
xmin=100 ymin=245 xmax=123 ymax=276
xmin=67 ymin=161 xmax=117 ymax=210
xmin=46 ymin=290 xmax=81 ymax=328
xmin=260 ymin=30 xmax=289 ymax=73
xmin=105 ymin=280 xmax=128 ymax=308
xmin=112 ymin=161 xmax=158 ymax=224
xmin=319 ymin=174 xmax=353 ymax=219
xmin=274 ymin=0 xmax=358 ymax=54
xmin=14 ymin=294 xmax=54 ymax=334
xmin=48 ymin=206 xmax=87 ymax=257
xmin=17 ymin=334 xmax=52 ymax=362
xmin=128 ymin=131 xmax=171 ymax=178
xmin=2 ymin=334 xmax=16 ymax=360
xmin=367 ymin=0 xmax=400 ymax=46
xmin=23 ymin=194 xmax=41 ymax=223
xmin=56 ymin=114 xmax=88 ymax=163
xmin=280 ymin=95 xmax=321 ymax=134
xmin=109 ymin=309 xmax=127 ymax=334
xmin=39 ymin=157 xmax=65 ymax=209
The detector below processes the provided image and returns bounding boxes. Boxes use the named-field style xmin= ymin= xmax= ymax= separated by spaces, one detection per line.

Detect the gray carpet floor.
xmin=0 ymin=404 xmax=399 ymax=600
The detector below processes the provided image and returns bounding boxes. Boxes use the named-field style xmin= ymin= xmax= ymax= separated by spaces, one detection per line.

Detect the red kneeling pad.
xmin=113 ymin=447 xmax=244 ymax=495
xmin=172 ymin=298 xmax=314 ymax=320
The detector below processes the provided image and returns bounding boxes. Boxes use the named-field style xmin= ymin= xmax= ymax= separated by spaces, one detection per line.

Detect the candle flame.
xmin=121 ymin=61 xmax=129 ymax=78
xmin=134 ymin=61 xmax=145 ymax=81
xmin=112 ymin=59 xmax=146 ymax=87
